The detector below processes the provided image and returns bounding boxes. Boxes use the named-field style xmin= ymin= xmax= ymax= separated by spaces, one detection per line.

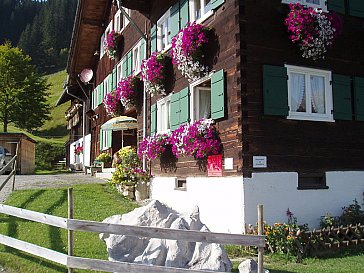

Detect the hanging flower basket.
xmin=141 ymin=52 xmax=171 ymax=97
xmin=104 ymin=30 xmax=122 ymax=59
xmin=118 ymin=75 xmax=141 ymax=108
xmin=285 ymin=3 xmax=342 ymax=60
xmin=103 ymin=89 xmax=124 ymax=117
xmin=171 ymin=22 xmax=210 ymax=82
xmin=138 ymin=133 xmax=170 ymax=161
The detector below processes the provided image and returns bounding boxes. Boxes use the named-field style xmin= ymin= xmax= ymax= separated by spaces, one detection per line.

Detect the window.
xmin=157 ymin=9 xmax=172 ymax=52
xmin=190 ymin=77 xmax=212 ymax=122
xmin=114 ymin=8 xmax=130 ymax=32
xmin=298 ymin=173 xmax=328 ymax=190
xmin=282 ymin=0 xmax=327 ymax=12
xmin=157 ymin=95 xmax=171 ymax=133
xmin=132 ymin=40 xmax=146 ymax=75
xmin=175 ymin=179 xmax=187 ymax=191
xmin=100 ymin=21 xmax=113 ymax=58
xmin=117 ymin=61 xmax=123 ymax=82
xmin=286 ymin=65 xmax=333 ymax=122
xmin=189 ymin=0 xmax=213 ymax=22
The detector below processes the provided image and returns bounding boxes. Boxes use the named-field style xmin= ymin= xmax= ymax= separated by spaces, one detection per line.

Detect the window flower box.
xmin=104 ymin=30 xmax=123 ymax=60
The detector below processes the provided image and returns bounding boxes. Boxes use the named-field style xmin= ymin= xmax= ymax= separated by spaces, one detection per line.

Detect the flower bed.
xmin=117 ymin=75 xmax=140 ymax=108
xmin=104 ymin=30 xmax=122 ymax=59
xmin=285 ymin=3 xmax=341 ymax=60
xmin=141 ymin=52 xmax=170 ymax=97
xmin=138 ymin=119 xmax=222 ymax=161
xmin=171 ymin=22 xmax=210 ymax=82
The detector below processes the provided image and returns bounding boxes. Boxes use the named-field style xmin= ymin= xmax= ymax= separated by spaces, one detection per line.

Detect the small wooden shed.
xmin=0 ymin=133 xmax=36 ymax=174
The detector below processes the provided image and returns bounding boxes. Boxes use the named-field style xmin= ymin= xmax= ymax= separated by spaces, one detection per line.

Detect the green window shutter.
xmin=263 ymin=65 xmax=288 ymax=116
xmin=97 ymin=85 xmax=101 ymax=105
xmin=107 ymin=131 xmax=113 ymax=148
xmin=101 ymin=82 xmax=105 ymax=104
xmin=150 ymin=25 xmax=157 ymax=53
xmin=354 ymin=77 xmax=364 ymax=121
xmin=127 ymin=51 xmax=133 ymax=76
xmin=179 ymin=87 xmax=190 ymax=125
xmin=108 ymin=74 xmax=112 ymax=93
xmin=141 ymin=39 xmax=146 ymax=60
xmin=112 ymin=68 xmax=117 ymax=90
xmin=180 ymin=0 xmax=189 ymax=28
xmin=211 ymin=69 xmax=225 ymax=120
xmin=99 ymin=129 xmax=103 ymax=151
xmin=211 ymin=0 xmax=225 ymax=10
xmin=150 ymin=103 xmax=157 ymax=136
xmin=332 ymin=74 xmax=352 ymax=120
xmin=170 ymin=92 xmax=181 ymax=131
xmin=348 ymin=0 xmax=364 ymax=18
xmin=122 ymin=56 xmax=127 ymax=78
xmin=328 ymin=0 xmax=345 ymax=13
xmin=170 ymin=2 xmax=180 ymax=38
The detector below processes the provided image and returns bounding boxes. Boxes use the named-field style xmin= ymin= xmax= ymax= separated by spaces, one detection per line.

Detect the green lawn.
xmin=0 ymin=184 xmax=138 ymax=273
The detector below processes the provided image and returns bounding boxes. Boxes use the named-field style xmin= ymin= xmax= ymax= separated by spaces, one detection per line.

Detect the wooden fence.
xmin=0 ymin=151 xmax=18 ymax=193
xmin=292 ymin=224 xmax=364 ymax=258
xmin=0 ymin=188 xmax=266 ymax=273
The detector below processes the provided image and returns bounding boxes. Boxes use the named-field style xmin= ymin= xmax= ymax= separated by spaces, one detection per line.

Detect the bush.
xmin=95 ymin=152 xmax=112 ymax=164
xmin=35 ymin=142 xmax=65 ymax=170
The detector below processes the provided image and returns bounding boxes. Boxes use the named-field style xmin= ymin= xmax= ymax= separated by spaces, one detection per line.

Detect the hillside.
xmin=0 ymin=70 xmax=69 ymax=145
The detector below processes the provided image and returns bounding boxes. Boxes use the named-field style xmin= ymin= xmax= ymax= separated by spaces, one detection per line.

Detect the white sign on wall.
xmin=253 ymin=156 xmax=267 ymax=168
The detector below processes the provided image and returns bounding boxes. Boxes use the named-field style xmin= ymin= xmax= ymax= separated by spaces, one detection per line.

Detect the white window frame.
xmin=189 ymin=0 xmax=214 ymax=24
xmin=281 ymin=0 xmax=327 ymax=12
xmin=157 ymin=9 xmax=172 ymax=52
xmin=101 ymin=21 xmax=113 ymax=59
xmin=114 ymin=10 xmax=122 ymax=32
xmin=132 ymin=40 xmax=144 ymax=75
xmin=157 ymin=94 xmax=172 ymax=134
xmin=116 ymin=61 xmax=123 ymax=82
xmin=101 ymin=130 xmax=111 ymax=151
xmin=123 ymin=8 xmax=130 ymax=28
xmin=286 ymin=65 xmax=334 ymax=122
xmin=189 ymin=74 xmax=212 ymax=123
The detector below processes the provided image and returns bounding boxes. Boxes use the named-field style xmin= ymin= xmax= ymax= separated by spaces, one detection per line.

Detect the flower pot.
xmin=116 ymin=184 xmax=135 ymax=199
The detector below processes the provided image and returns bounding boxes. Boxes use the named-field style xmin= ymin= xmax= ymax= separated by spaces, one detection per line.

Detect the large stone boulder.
xmin=100 ymin=200 xmax=232 ymax=272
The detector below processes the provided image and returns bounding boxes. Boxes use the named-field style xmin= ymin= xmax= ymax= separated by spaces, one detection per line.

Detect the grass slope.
xmin=0 ymin=184 xmax=138 ymax=273
xmin=0 ymin=70 xmax=69 ymax=144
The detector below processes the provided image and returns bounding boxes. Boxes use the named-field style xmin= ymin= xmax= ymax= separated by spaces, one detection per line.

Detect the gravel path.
xmin=0 ymin=173 xmax=106 ymax=203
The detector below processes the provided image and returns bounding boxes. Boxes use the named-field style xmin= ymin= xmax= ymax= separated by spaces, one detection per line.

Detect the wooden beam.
xmin=0 ymin=234 xmax=68 ymax=266
xmin=0 ymin=204 xmax=67 ymax=229
xmin=68 ymin=219 xmax=265 ymax=247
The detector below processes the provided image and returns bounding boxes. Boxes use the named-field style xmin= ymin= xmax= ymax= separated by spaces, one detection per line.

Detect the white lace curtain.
xmin=290 ymin=73 xmax=306 ymax=112
xmin=310 ymin=75 xmax=325 ymax=114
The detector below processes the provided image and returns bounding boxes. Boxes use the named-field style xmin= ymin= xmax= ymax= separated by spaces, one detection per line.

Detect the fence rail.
xmin=0 ymin=189 xmax=266 ymax=273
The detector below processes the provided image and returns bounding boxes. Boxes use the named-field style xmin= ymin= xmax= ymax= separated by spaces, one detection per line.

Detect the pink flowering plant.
xmin=171 ymin=22 xmax=210 ymax=82
xmin=103 ymin=89 xmax=123 ymax=116
xmin=104 ymin=30 xmax=122 ymax=59
xmin=117 ymin=75 xmax=140 ymax=108
xmin=285 ymin=3 xmax=341 ymax=60
xmin=75 ymin=144 xmax=83 ymax=155
xmin=169 ymin=119 xmax=222 ymax=159
xmin=138 ymin=133 xmax=170 ymax=161
xmin=141 ymin=52 xmax=169 ymax=97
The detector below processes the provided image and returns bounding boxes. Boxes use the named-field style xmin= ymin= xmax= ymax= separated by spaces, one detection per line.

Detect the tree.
xmin=0 ymin=42 xmax=50 ymax=132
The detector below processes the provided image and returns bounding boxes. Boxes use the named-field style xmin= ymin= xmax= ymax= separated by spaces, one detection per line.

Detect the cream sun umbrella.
xmin=101 ymin=116 xmax=138 ymax=148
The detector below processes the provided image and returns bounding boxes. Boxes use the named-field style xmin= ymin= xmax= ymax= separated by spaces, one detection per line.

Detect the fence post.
xmin=11 ymin=143 xmax=19 ymax=192
xmin=68 ymin=188 xmax=74 ymax=273
xmin=257 ymin=204 xmax=264 ymax=273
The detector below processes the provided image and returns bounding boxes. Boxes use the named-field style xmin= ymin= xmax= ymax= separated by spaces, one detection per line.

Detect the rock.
xmin=100 ymin=200 xmax=232 ymax=272
xmin=238 ymin=259 xmax=270 ymax=273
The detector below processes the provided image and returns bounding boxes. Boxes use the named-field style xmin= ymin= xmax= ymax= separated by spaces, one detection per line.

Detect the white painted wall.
xmin=150 ymin=176 xmax=245 ymax=234
xmin=243 ymin=171 xmax=364 ymax=229
xmin=69 ymin=134 xmax=91 ymax=167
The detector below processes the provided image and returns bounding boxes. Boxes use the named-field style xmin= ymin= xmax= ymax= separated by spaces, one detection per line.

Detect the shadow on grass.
xmin=3 ymin=189 xmax=68 ymax=272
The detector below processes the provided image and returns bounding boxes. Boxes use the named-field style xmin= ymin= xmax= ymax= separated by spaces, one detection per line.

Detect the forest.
xmin=0 ymin=0 xmax=77 ymax=72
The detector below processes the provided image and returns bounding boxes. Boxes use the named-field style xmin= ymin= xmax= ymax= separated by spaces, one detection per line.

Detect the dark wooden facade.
xmin=241 ymin=0 xmax=364 ymax=176
xmin=62 ymin=0 xmax=364 ymax=177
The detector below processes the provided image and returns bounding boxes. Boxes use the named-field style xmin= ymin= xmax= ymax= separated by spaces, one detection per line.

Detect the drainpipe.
xmin=66 ymin=86 xmax=86 ymax=170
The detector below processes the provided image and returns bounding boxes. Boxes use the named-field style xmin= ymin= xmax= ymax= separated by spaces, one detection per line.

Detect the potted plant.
xmin=104 ymin=30 xmax=122 ymax=59
xmin=138 ymin=133 xmax=170 ymax=161
xmin=171 ymin=22 xmax=210 ymax=82
xmin=95 ymin=152 xmax=112 ymax=168
xmin=103 ymin=89 xmax=124 ymax=117
xmin=285 ymin=3 xmax=342 ymax=60
xmin=141 ymin=52 xmax=171 ymax=97
xmin=118 ymin=75 xmax=141 ymax=109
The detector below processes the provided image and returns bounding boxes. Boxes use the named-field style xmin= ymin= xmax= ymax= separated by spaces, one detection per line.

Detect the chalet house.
xmin=58 ymin=0 xmax=364 ymax=234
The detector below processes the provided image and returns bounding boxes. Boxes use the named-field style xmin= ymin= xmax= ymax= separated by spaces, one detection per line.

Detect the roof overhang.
xmin=118 ymin=0 xmax=151 ymax=16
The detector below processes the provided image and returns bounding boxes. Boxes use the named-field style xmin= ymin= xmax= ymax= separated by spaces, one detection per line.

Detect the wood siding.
xmin=242 ymin=0 xmax=364 ymax=176
xmin=148 ymin=0 xmax=242 ymax=177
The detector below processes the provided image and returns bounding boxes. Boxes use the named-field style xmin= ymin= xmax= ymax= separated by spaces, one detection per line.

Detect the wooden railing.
xmin=0 ymin=188 xmax=266 ymax=273
xmin=0 ymin=154 xmax=17 ymax=193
